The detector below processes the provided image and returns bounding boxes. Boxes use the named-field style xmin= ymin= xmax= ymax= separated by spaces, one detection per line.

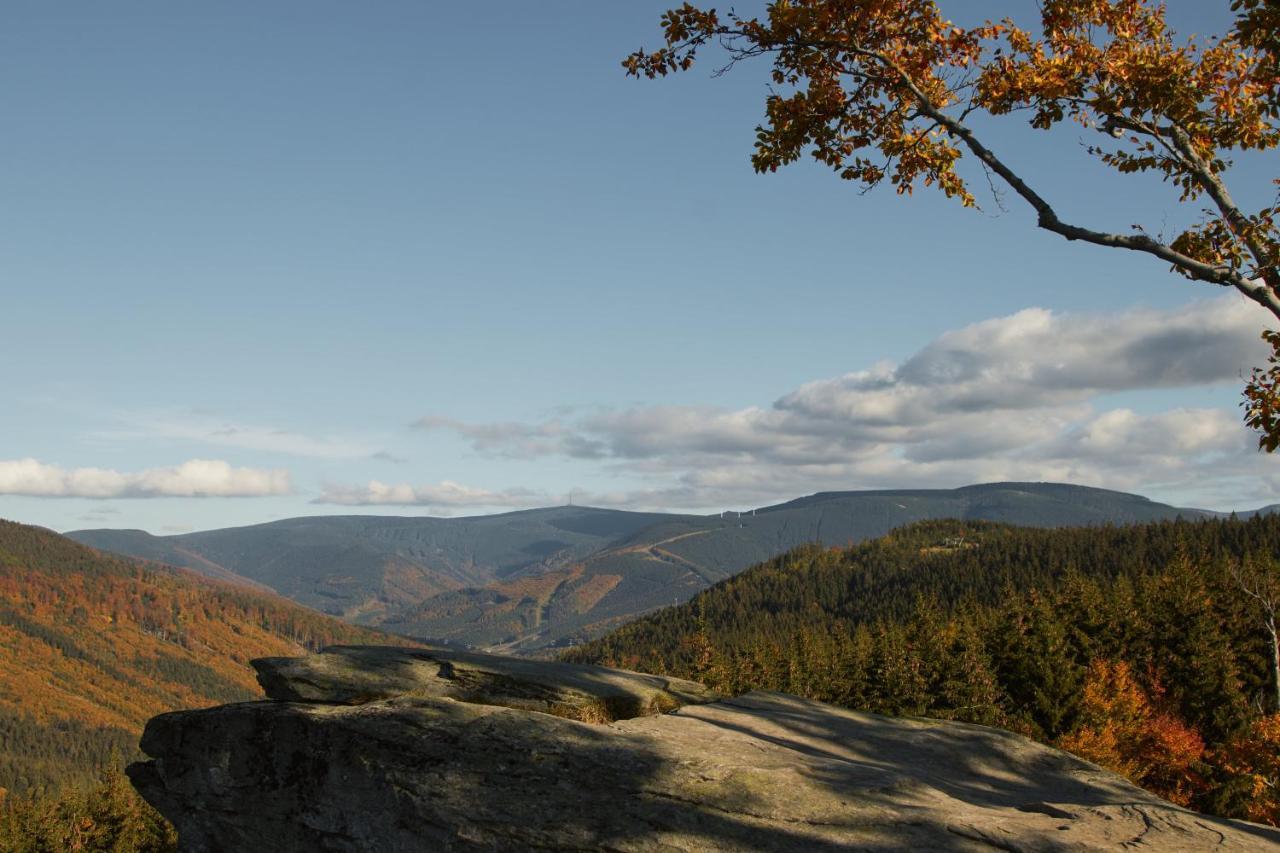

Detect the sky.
xmin=1 ymin=1 xmax=1277 ymax=534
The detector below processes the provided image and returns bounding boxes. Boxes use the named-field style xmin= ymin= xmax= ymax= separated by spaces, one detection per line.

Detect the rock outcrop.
xmin=130 ymin=645 xmax=1280 ymax=852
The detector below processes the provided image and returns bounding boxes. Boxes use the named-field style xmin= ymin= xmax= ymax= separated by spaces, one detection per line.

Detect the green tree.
xmin=867 ymin=624 xmax=929 ymax=715
xmin=993 ymin=591 xmax=1083 ymax=738
xmin=928 ymin=610 xmax=1005 ymax=726
xmin=0 ymin=756 xmax=176 ymax=853
xmin=1141 ymin=554 xmax=1249 ymax=741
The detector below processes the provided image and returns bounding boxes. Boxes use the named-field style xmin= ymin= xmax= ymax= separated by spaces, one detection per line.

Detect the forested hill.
xmin=0 ymin=519 xmax=399 ymax=797
xmin=566 ymin=516 xmax=1280 ymax=672
xmin=356 ymin=482 xmax=1227 ymax=653
xmin=68 ymin=506 xmax=686 ymax=625
xmin=565 ymin=515 xmax=1280 ymax=824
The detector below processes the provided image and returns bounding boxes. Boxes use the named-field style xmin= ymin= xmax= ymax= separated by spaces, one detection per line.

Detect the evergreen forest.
xmin=565 ymin=516 xmax=1280 ymax=825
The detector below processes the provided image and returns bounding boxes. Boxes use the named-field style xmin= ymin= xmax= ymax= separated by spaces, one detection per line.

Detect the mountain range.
xmin=67 ymin=481 xmax=1267 ymax=654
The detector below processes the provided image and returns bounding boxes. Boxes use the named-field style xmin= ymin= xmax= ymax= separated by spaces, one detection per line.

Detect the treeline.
xmin=565 ymin=516 xmax=1280 ymax=824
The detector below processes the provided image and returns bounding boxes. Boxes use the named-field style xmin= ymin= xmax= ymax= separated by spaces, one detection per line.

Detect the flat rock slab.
xmin=131 ymin=646 xmax=1280 ymax=852
xmin=252 ymin=644 xmax=719 ymax=722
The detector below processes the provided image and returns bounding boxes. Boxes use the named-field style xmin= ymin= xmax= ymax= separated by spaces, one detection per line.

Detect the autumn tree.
xmin=1058 ymin=659 xmax=1206 ymax=806
xmin=625 ymin=0 xmax=1280 ymax=446
xmin=1216 ymin=713 xmax=1280 ymax=824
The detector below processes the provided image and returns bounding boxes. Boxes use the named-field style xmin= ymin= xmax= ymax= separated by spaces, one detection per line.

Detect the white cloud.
xmin=778 ymin=295 xmax=1267 ymax=424
xmin=413 ymin=295 xmax=1280 ymax=510
xmin=0 ymin=459 xmax=292 ymax=498
xmin=314 ymin=479 xmax=548 ymax=510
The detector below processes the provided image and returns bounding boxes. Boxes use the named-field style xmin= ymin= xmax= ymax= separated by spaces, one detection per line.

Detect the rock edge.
xmin=129 ymin=645 xmax=1280 ymax=852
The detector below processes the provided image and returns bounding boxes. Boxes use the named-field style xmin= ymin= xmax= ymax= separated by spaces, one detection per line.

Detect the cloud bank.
xmin=393 ymin=295 xmax=1279 ymax=510
xmin=0 ymin=459 xmax=292 ymax=498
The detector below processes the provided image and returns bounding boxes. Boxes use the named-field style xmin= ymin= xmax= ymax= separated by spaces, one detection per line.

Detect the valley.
xmin=68 ymin=482 xmax=1254 ymax=654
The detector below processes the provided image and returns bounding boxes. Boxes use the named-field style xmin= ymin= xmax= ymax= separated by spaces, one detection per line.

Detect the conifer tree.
xmin=993 ymin=591 xmax=1083 ymax=738
xmin=1143 ymin=555 xmax=1248 ymax=741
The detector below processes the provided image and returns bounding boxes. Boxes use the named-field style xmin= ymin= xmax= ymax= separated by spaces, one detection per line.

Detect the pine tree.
xmin=1143 ymin=554 xmax=1248 ymax=741
xmin=994 ymin=591 xmax=1083 ymax=738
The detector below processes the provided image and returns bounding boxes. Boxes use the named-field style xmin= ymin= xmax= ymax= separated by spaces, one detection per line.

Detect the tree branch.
xmin=836 ymin=42 xmax=1280 ymax=320
xmin=1165 ymin=121 xmax=1280 ymax=291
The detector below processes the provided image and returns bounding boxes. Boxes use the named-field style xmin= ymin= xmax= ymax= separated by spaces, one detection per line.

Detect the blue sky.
xmin=1 ymin=1 xmax=1277 ymax=533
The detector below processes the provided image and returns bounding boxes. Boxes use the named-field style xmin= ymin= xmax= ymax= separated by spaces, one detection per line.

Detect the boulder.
xmin=129 ymin=645 xmax=1280 ymax=851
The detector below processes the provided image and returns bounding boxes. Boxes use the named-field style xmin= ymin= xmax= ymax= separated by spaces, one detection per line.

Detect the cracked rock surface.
xmin=129 ymin=645 xmax=1280 ymax=852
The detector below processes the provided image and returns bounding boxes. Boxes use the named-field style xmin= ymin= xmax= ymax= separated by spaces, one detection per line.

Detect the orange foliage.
xmin=0 ymin=519 xmax=400 ymax=733
xmin=1057 ymin=659 xmax=1205 ymax=806
xmin=567 ymin=574 xmax=623 ymax=613
xmin=1216 ymin=714 xmax=1280 ymax=825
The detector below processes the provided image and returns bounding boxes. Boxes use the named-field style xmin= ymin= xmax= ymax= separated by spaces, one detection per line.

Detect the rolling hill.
xmin=70 ymin=506 xmax=678 ymax=624
xmin=0 ymin=519 xmax=400 ymax=796
xmin=563 ymin=513 xmax=1280 ymax=676
xmin=71 ymin=482 xmax=1247 ymax=655
xmin=388 ymin=482 xmax=1224 ymax=652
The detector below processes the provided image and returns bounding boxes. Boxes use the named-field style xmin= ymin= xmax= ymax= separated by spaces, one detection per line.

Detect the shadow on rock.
xmin=128 ymin=649 xmax=1280 ymax=852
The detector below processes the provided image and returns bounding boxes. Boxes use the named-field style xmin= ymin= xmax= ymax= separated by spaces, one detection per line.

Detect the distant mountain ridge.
xmin=71 ymin=506 xmax=678 ymax=624
xmin=67 ymin=482 xmax=1269 ymax=654
xmin=385 ymin=482 xmax=1235 ymax=652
